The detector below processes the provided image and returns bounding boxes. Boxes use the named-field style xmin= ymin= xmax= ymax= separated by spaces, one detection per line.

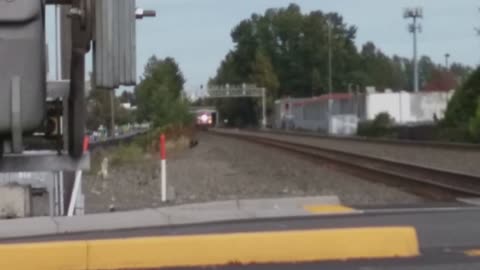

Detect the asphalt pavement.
xmin=2 ymin=200 xmax=480 ymax=269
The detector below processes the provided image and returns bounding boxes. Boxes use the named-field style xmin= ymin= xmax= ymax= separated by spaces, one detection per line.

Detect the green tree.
xmin=86 ymin=88 xmax=110 ymax=130
xmin=211 ymin=4 xmax=361 ymax=125
xmin=311 ymin=68 xmax=322 ymax=96
xmin=135 ymin=56 xmax=191 ymax=127
xmin=359 ymin=42 xmax=395 ymax=90
xmin=444 ymin=67 xmax=480 ymax=128
xmin=251 ymin=51 xmax=279 ymax=96
xmin=251 ymin=50 xmax=280 ymax=115
xmin=86 ymin=88 xmax=133 ymax=131
xmin=469 ymin=98 xmax=480 ymax=141
xmin=119 ymin=90 xmax=136 ymax=105
xmin=211 ymin=4 xmax=473 ymax=126
xmin=418 ymin=56 xmax=437 ymax=88
xmin=450 ymin=63 xmax=473 ymax=85
xmin=390 ymin=55 xmax=409 ymax=90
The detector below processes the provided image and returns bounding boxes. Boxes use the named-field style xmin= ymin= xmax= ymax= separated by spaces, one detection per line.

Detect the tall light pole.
xmin=327 ymin=20 xmax=333 ymax=134
xmin=110 ymin=89 xmax=115 ymax=137
xmin=404 ymin=7 xmax=423 ymax=92
xmin=328 ymin=21 xmax=333 ymax=97
xmin=445 ymin=53 xmax=450 ymax=69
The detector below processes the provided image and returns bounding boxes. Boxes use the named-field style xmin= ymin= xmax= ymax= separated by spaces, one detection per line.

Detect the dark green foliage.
xmin=428 ymin=67 xmax=480 ymax=142
xmin=434 ymin=126 xmax=472 ymax=143
xmin=469 ymin=98 xmax=480 ymax=142
xmin=211 ymin=4 xmax=471 ymax=127
xmin=357 ymin=112 xmax=395 ymax=138
xmin=86 ymin=88 xmax=133 ymax=131
xmin=86 ymin=88 xmax=111 ymax=131
xmin=119 ymin=91 xmax=136 ymax=105
xmin=135 ymin=56 xmax=192 ymax=128
xmin=443 ymin=67 xmax=480 ymax=129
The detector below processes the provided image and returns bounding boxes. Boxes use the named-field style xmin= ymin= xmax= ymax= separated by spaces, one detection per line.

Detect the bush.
xmin=439 ymin=67 xmax=480 ymax=142
xmin=357 ymin=112 xmax=395 ymax=138
xmin=133 ymin=123 xmax=195 ymax=153
xmin=150 ymin=91 xmax=194 ymax=128
xmin=443 ymin=67 xmax=480 ymax=128
xmin=110 ymin=143 xmax=144 ymax=166
xmin=372 ymin=112 xmax=394 ymax=127
xmin=469 ymin=98 xmax=480 ymax=142
xmin=434 ymin=126 xmax=472 ymax=143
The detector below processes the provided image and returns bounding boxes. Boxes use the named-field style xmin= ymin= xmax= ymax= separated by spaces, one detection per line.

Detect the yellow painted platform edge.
xmin=0 ymin=241 xmax=87 ymax=270
xmin=0 ymin=226 xmax=419 ymax=270
xmin=465 ymin=249 xmax=480 ymax=256
xmin=304 ymin=204 xmax=356 ymax=214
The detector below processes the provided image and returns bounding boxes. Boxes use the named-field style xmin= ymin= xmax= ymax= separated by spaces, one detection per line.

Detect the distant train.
xmin=195 ymin=110 xmax=217 ymax=129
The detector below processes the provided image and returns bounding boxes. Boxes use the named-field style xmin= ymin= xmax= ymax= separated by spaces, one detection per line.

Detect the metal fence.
xmin=274 ymin=94 xmax=366 ymax=133
xmin=273 ymin=91 xmax=452 ymax=134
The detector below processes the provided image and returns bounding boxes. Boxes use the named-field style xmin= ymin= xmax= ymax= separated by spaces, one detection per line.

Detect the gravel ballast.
xmin=83 ymin=132 xmax=423 ymax=213
xmin=230 ymin=130 xmax=480 ymax=176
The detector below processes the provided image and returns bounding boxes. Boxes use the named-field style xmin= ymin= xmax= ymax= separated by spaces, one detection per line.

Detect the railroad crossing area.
xmin=2 ymin=128 xmax=480 ymax=269
xmin=3 ymin=127 xmax=480 ymax=216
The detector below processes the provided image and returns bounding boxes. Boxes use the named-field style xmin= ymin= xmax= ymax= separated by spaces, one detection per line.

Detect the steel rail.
xmin=249 ymin=128 xmax=480 ymax=152
xmin=211 ymin=129 xmax=480 ymax=199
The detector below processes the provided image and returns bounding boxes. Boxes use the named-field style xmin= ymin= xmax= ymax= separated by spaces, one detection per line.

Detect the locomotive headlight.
xmin=200 ymin=114 xmax=209 ymax=123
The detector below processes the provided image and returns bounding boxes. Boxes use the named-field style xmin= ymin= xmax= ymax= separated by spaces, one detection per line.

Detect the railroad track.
xmin=210 ymin=129 xmax=480 ymax=200
xmin=250 ymin=128 xmax=480 ymax=152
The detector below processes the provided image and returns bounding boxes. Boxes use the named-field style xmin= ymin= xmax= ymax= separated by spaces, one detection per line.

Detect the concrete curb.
xmin=0 ymin=226 xmax=419 ymax=270
xmin=0 ymin=196 xmax=357 ymax=239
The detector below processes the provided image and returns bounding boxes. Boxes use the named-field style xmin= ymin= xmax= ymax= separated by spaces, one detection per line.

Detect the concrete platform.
xmin=0 ymin=196 xmax=350 ymax=239
xmin=458 ymin=197 xmax=480 ymax=206
xmin=4 ymin=205 xmax=480 ymax=270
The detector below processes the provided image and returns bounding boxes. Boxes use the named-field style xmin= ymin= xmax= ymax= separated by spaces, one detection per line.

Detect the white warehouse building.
xmin=273 ymin=90 xmax=455 ymax=135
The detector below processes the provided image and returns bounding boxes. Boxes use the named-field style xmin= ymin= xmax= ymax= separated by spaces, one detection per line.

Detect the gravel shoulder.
xmin=84 ymin=132 xmax=423 ymax=214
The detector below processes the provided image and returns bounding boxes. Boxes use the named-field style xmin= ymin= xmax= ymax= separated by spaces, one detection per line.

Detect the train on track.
xmin=190 ymin=107 xmax=218 ymax=129
xmin=195 ymin=110 xmax=217 ymax=129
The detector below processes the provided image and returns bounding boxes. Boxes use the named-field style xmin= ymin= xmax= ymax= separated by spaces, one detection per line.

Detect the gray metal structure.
xmin=327 ymin=20 xmax=333 ymax=133
xmin=445 ymin=53 xmax=450 ymax=69
xmin=94 ymin=0 xmax=138 ymax=88
xmin=274 ymin=94 xmax=366 ymax=133
xmin=0 ymin=152 xmax=90 ymax=173
xmin=207 ymin=84 xmax=267 ymax=128
xmin=404 ymin=7 xmax=423 ymax=93
xmin=0 ymin=0 xmax=46 ymax=152
xmin=0 ymin=0 xmax=154 ymax=162
xmin=0 ymin=0 xmax=155 ymax=217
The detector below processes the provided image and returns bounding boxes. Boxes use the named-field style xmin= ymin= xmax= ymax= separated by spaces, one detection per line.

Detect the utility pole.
xmin=207 ymin=84 xmax=266 ymax=128
xmin=327 ymin=20 xmax=333 ymax=134
xmin=110 ymin=90 xmax=115 ymax=137
xmin=328 ymin=22 xmax=333 ymax=97
xmin=404 ymin=7 xmax=423 ymax=92
xmin=445 ymin=53 xmax=450 ymax=69
xmin=59 ymin=4 xmax=73 ymax=217
xmin=261 ymin=88 xmax=267 ymax=129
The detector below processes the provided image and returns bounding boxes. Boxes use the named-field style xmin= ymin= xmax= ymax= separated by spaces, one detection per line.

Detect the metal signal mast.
xmin=404 ymin=7 xmax=423 ymax=92
xmin=207 ymin=84 xmax=267 ymax=129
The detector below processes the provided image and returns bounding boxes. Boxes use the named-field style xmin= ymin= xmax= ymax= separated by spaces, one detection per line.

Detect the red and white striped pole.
xmin=83 ymin=135 xmax=90 ymax=153
xmin=160 ymin=134 xmax=167 ymax=202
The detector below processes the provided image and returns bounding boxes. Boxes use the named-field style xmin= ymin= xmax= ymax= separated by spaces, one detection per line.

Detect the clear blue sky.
xmin=46 ymin=0 xmax=480 ymax=95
